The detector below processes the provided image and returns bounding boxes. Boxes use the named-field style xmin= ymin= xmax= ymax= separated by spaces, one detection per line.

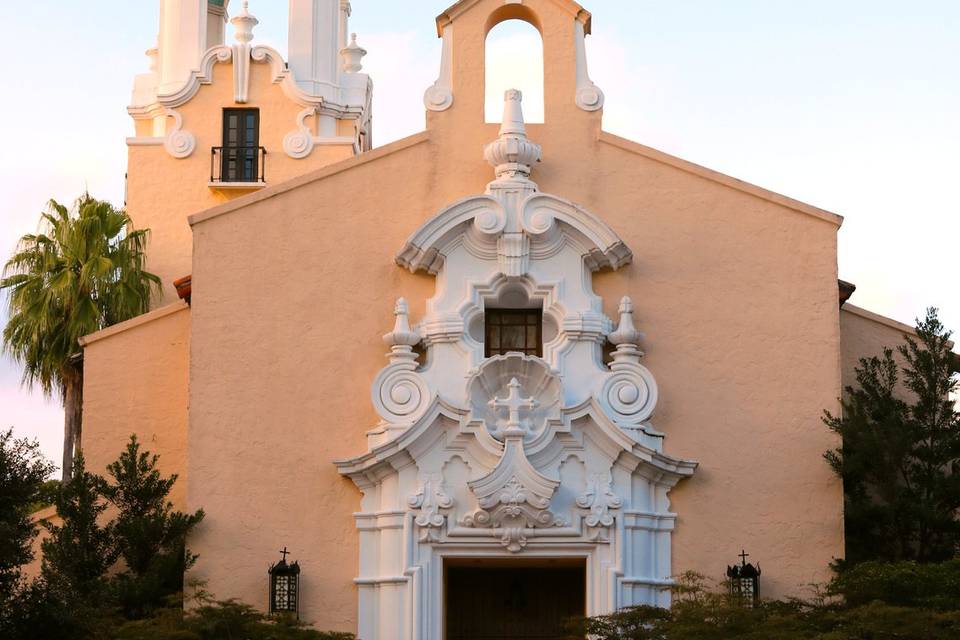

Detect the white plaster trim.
xmin=423 ymin=23 xmax=454 ymax=112
xmin=574 ymin=20 xmax=604 ymax=111
xmin=129 ymin=44 xmax=372 ymax=126
xmin=125 ymin=111 xmax=198 ymax=159
xmin=283 ymin=107 xmax=360 ymax=159
xmin=397 ymin=192 xmax=631 ymax=275
xmin=162 ymin=108 xmax=197 ymax=159
xmin=126 ymin=136 xmax=164 ymax=147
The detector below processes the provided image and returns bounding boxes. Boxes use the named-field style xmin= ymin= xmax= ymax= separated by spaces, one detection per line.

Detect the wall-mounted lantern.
xmin=268 ymin=547 xmax=300 ymax=616
xmin=726 ymin=549 xmax=761 ymax=606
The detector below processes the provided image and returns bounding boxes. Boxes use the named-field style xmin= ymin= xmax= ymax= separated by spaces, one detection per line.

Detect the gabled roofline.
xmin=842 ymin=303 xmax=918 ymax=337
xmin=842 ymin=303 xmax=957 ymax=355
xmin=189 ymin=131 xmax=431 ymax=227
xmin=435 ymin=0 xmax=592 ymax=36
xmin=79 ymin=301 xmax=189 ymax=348
xmin=598 ymin=131 xmax=844 ymax=228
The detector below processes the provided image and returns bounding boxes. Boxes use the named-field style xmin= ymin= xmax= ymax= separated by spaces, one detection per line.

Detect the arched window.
xmin=485 ymin=19 xmax=544 ymax=123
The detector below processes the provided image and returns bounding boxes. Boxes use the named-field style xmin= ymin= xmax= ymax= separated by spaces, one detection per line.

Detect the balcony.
xmin=209 ymin=145 xmax=266 ymax=189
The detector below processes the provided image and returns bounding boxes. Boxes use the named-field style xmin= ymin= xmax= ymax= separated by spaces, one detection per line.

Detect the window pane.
xmin=501 ymin=325 xmax=525 ymax=349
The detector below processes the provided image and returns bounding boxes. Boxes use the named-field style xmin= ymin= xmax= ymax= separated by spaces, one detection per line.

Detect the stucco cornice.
xmin=78 ymin=301 xmax=189 ymax=348
xmin=188 ymin=131 xmax=431 ymax=227
xmin=842 ymin=304 xmax=918 ymax=337
xmin=843 ymin=305 xmax=956 ymax=355
xmin=597 ymin=131 xmax=844 ymax=228
xmin=436 ymin=0 xmax=591 ymax=35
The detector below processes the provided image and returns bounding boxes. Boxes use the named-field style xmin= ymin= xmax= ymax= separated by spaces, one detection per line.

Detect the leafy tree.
xmin=572 ymin=565 xmax=960 ymax=640
xmin=824 ymin=308 xmax=960 ymax=563
xmin=104 ymin=435 xmax=205 ymax=617
xmin=1 ymin=195 xmax=159 ymax=480
xmin=31 ymin=479 xmax=61 ymax=513
xmin=0 ymin=428 xmax=55 ymax=601
xmin=40 ymin=453 xmax=116 ymax=600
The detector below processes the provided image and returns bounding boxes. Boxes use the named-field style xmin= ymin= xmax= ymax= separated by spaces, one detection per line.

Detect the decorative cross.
xmin=739 ymin=549 xmax=749 ymax=566
xmin=490 ymin=378 xmax=538 ymax=434
xmin=279 ymin=546 xmax=291 ymax=562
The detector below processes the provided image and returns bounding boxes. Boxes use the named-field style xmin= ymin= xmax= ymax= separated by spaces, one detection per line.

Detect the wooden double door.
xmin=445 ymin=563 xmax=585 ymax=639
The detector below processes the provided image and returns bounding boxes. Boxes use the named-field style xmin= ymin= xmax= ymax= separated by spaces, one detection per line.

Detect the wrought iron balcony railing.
xmin=210 ymin=145 xmax=266 ymax=184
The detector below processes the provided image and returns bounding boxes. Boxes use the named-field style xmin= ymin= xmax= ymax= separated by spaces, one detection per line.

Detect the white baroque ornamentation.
xmin=128 ymin=2 xmax=372 ymax=157
xmin=465 ymin=355 xmax=562 ymax=445
xmin=371 ymin=299 xmax=431 ymax=429
xmin=597 ymin=296 xmax=660 ymax=434
xmin=574 ymin=20 xmax=605 ymax=112
xmin=408 ymin=474 xmax=453 ymax=542
xmin=335 ymin=90 xmax=698 ymax=640
xmin=461 ymin=378 xmax=562 ymax=552
xmin=162 ymin=108 xmax=196 ymax=159
xmin=230 ymin=2 xmax=258 ymax=104
xmin=340 ymin=33 xmax=366 ymax=73
xmin=423 ymin=23 xmax=454 ymax=111
xmin=283 ymin=108 xmax=317 ymax=159
xmin=577 ymin=473 xmax=623 ymax=542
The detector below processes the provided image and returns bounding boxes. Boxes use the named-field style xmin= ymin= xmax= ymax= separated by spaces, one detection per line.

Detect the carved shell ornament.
xmin=466 ymin=354 xmax=562 ymax=443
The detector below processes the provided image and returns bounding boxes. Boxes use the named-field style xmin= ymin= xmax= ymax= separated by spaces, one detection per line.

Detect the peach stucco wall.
xmin=840 ymin=304 xmax=919 ymax=400
xmin=181 ymin=1 xmax=844 ymax=629
xmin=80 ymin=302 xmax=191 ymax=509
xmin=127 ymin=61 xmax=357 ymax=303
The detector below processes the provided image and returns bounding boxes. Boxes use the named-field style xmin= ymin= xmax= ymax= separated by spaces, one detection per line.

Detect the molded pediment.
xmin=396 ymin=191 xmax=632 ymax=275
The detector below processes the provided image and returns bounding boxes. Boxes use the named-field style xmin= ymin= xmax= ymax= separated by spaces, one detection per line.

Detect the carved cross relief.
xmin=489 ymin=377 xmax=538 ymax=438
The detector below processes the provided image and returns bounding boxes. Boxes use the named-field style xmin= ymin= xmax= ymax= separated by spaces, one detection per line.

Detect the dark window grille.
xmin=484 ymin=309 xmax=542 ymax=358
xmin=212 ymin=108 xmax=264 ymax=183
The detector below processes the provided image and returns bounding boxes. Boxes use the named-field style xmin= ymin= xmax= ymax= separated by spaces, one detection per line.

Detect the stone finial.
xmin=231 ymin=1 xmax=258 ymax=44
xmin=340 ymin=33 xmax=367 ymax=73
xmin=608 ymin=296 xmax=645 ymax=361
xmin=383 ymin=298 xmax=421 ymax=357
xmin=146 ymin=41 xmax=160 ymax=75
xmin=483 ymin=90 xmax=542 ymax=182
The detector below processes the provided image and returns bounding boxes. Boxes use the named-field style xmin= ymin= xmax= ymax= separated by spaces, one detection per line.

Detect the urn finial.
xmin=483 ymin=90 xmax=542 ymax=183
xmin=383 ymin=297 xmax=421 ymax=360
xmin=608 ymin=296 xmax=645 ymax=361
xmin=341 ymin=32 xmax=367 ymax=73
xmin=231 ymin=1 xmax=258 ymax=44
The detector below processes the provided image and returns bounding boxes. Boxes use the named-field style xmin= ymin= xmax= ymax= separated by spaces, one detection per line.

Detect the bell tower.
xmin=125 ymin=0 xmax=373 ymax=302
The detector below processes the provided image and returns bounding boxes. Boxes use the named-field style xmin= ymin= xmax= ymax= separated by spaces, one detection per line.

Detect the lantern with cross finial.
xmin=726 ymin=549 xmax=761 ymax=606
xmin=268 ymin=546 xmax=301 ymax=616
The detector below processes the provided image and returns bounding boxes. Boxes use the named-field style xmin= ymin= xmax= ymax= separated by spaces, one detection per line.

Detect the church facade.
xmin=68 ymin=0 xmax=917 ymax=637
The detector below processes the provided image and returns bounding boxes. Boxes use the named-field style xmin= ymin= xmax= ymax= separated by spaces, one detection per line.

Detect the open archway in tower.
xmin=485 ymin=19 xmax=545 ymax=123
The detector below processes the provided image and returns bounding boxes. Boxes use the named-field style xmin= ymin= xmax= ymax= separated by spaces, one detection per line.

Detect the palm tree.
xmin=1 ymin=195 xmax=159 ymax=481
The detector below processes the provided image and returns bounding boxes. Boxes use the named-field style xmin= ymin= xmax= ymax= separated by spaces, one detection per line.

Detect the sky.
xmin=0 ymin=1 xmax=957 ymax=470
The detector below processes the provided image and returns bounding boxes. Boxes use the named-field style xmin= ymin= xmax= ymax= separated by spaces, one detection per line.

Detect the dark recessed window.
xmin=221 ymin=108 xmax=260 ymax=182
xmin=484 ymin=309 xmax=542 ymax=358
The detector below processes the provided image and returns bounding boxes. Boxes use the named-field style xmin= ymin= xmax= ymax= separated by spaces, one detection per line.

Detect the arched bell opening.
xmin=484 ymin=15 xmax=545 ymax=123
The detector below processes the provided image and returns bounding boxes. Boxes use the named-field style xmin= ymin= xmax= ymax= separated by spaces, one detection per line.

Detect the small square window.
xmin=485 ymin=309 xmax=542 ymax=357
